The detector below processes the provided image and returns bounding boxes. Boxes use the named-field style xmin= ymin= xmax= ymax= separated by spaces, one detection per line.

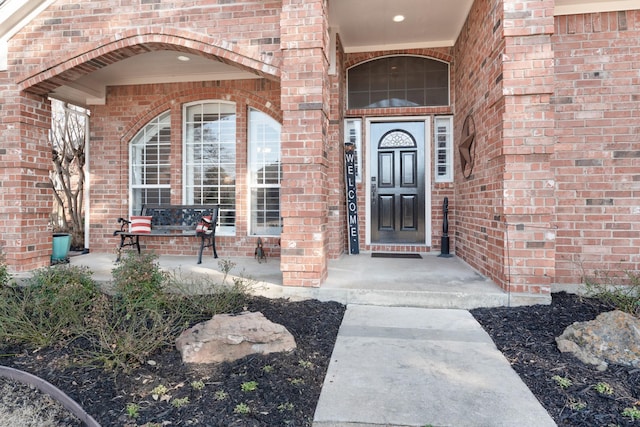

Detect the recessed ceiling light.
xmin=177 ymin=55 xmax=190 ymax=62
xmin=393 ymin=15 xmax=405 ymax=23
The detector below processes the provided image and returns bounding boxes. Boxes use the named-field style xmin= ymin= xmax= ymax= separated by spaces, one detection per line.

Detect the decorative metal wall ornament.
xmin=459 ymin=113 xmax=476 ymax=179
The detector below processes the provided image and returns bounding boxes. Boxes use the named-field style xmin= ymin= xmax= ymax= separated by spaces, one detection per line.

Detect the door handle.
xmin=371 ymin=182 xmax=377 ymax=206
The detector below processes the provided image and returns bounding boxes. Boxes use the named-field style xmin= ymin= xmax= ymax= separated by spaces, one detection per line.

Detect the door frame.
xmin=365 ymin=116 xmax=432 ymax=247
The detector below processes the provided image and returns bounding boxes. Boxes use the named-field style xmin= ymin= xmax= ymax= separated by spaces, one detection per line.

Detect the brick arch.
xmin=18 ymin=28 xmax=281 ymax=96
xmin=120 ymin=86 xmax=282 ymax=144
xmin=345 ymin=48 xmax=454 ymax=70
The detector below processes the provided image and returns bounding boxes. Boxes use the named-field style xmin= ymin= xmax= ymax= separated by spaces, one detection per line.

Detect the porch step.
xmin=267 ymin=286 xmax=550 ymax=309
xmin=67 ymin=252 xmax=551 ymax=309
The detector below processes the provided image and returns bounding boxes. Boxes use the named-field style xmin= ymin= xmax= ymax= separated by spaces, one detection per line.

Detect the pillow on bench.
xmin=196 ymin=215 xmax=213 ymax=234
xmin=130 ymin=216 xmax=152 ymax=233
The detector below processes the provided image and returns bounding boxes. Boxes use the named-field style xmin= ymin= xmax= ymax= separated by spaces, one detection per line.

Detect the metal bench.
xmin=113 ymin=204 xmax=218 ymax=264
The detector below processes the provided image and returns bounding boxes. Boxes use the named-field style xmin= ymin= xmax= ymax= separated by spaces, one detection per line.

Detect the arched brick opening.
xmin=17 ymin=29 xmax=281 ymax=96
xmin=9 ymin=29 xmax=282 ymax=273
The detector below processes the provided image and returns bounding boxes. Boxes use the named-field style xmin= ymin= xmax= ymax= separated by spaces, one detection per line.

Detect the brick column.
xmin=501 ymin=0 xmax=556 ymax=295
xmin=0 ymin=88 xmax=53 ymax=272
xmin=279 ymin=0 xmax=330 ymax=287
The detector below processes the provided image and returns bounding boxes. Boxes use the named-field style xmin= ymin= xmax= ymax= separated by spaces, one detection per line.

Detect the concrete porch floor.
xmin=68 ymin=251 xmax=549 ymax=308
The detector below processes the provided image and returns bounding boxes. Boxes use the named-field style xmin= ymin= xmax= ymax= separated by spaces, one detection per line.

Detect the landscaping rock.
xmin=555 ymin=310 xmax=640 ymax=371
xmin=175 ymin=311 xmax=296 ymax=364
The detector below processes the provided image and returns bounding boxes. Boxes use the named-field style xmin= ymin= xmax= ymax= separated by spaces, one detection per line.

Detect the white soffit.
xmin=0 ymin=0 xmax=53 ymax=39
xmin=329 ymin=0 xmax=474 ymax=53
xmin=0 ymin=0 xmax=53 ymax=70
xmin=555 ymin=0 xmax=640 ymax=15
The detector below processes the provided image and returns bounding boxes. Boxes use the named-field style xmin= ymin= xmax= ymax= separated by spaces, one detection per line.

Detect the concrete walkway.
xmin=313 ymin=305 xmax=556 ymax=427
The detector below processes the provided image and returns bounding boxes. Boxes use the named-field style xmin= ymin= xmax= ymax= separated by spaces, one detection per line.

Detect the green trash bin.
xmin=52 ymin=233 xmax=72 ymax=262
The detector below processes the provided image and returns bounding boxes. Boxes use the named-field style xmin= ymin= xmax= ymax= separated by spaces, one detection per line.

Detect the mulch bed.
xmin=0 ymin=297 xmax=345 ymax=426
xmin=471 ymin=292 xmax=640 ymax=427
xmin=0 ymin=292 xmax=638 ymax=426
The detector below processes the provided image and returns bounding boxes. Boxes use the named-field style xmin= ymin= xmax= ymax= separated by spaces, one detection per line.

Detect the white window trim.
xmin=129 ymin=111 xmax=172 ymax=217
xmin=247 ymin=107 xmax=282 ymax=236
xmin=434 ymin=116 xmax=453 ymax=183
xmin=182 ymin=100 xmax=237 ymax=236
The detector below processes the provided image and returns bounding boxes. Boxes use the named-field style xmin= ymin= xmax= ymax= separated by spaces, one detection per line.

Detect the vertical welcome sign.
xmin=345 ymin=143 xmax=360 ymax=254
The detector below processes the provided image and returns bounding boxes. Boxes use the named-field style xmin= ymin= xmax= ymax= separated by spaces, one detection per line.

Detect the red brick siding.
xmin=553 ymin=10 xmax=640 ymax=285
xmin=279 ymin=0 xmax=330 ymax=287
xmin=454 ymin=0 xmax=508 ymax=287
xmin=327 ymin=34 xmax=347 ymax=259
xmin=454 ymin=0 xmax=555 ymax=294
xmin=10 ymin=0 xmax=282 ymax=90
xmin=2 ymin=0 xmax=295 ymax=273
xmin=499 ymin=0 xmax=556 ymax=294
xmin=0 ymin=87 xmax=52 ymax=272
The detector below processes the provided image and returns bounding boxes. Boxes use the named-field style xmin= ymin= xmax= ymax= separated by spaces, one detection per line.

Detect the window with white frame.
xmin=344 ymin=118 xmax=362 ymax=182
xmin=248 ymin=108 xmax=282 ymax=235
xmin=434 ymin=116 xmax=453 ymax=182
xmin=184 ymin=101 xmax=237 ymax=234
xmin=130 ymin=111 xmax=172 ymax=215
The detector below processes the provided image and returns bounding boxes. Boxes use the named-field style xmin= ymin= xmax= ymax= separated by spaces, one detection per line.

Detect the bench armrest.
xmin=115 ymin=217 xmax=131 ymax=234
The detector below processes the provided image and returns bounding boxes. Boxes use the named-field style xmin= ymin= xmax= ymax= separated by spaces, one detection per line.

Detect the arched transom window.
xmin=347 ymin=56 xmax=449 ymax=109
xmin=379 ymin=129 xmax=417 ymax=148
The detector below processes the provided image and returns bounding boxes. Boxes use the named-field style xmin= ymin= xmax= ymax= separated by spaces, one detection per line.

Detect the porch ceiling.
xmin=329 ymin=0 xmax=640 ymax=53
xmin=1 ymin=0 xmax=635 ymax=106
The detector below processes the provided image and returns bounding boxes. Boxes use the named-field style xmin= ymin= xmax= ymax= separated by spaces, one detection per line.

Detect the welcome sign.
xmin=345 ymin=143 xmax=360 ymax=254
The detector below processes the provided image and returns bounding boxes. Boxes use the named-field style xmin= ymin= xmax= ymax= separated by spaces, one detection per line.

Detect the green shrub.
xmin=82 ymin=255 xmax=249 ymax=371
xmin=0 ymin=251 xmax=10 ymax=287
xmin=83 ymin=292 xmax=178 ymax=371
xmin=0 ymin=265 xmax=98 ymax=348
xmin=0 ymin=252 xmax=249 ymax=372
xmin=112 ymin=252 xmax=168 ymax=310
xmin=584 ymin=269 xmax=640 ymax=316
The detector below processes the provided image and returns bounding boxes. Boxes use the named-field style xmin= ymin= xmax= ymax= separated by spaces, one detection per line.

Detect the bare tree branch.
xmin=49 ymin=100 xmax=89 ymax=248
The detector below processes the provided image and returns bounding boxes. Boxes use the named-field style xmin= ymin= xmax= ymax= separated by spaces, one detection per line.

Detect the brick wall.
xmin=327 ymin=34 xmax=347 ymax=259
xmin=10 ymin=0 xmax=282 ymax=86
xmin=279 ymin=0 xmax=330 ymax=287
xmin=0 ymin=85 xmax=52 ymax=271
xmin=454 ymin=0 xmax=555 ymax=295
xmin=553 ymin=10 xmax=640 ymax=286
xmin=501 ymin=0 xmax=555 ymax=295
xmin=7 ymin=0 xmax=637 ymax=293
xmin=453 ymin=0 xmax=508 ymax=286
xmin=2 ymin=0 xmax=289 ymax=272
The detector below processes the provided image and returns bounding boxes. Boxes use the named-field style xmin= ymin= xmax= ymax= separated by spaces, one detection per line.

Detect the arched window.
xmin=184 ymin=101 xmax=237 ymax=234
xmin=130 ymin=111 xmax=171 ymax=215
xmin=379 ymin=129 xmax=417 ymax=148
xmin=347 ymin=56 xmax=449 ymax=109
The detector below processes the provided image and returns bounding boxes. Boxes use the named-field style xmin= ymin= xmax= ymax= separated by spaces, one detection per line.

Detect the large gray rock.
xmin=556 ymin=310 xmax=640 ymax=371
xmin=176 ymin=311 xmax=296 ymax=364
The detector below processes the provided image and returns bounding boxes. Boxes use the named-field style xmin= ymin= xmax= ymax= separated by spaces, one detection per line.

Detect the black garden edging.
xmin=0 ymin=366 xmax=101 ymax=427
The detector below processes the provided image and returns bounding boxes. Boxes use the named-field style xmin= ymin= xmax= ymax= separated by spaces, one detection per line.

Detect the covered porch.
xmin=66 ymin=251 xmax=549 ymax=309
